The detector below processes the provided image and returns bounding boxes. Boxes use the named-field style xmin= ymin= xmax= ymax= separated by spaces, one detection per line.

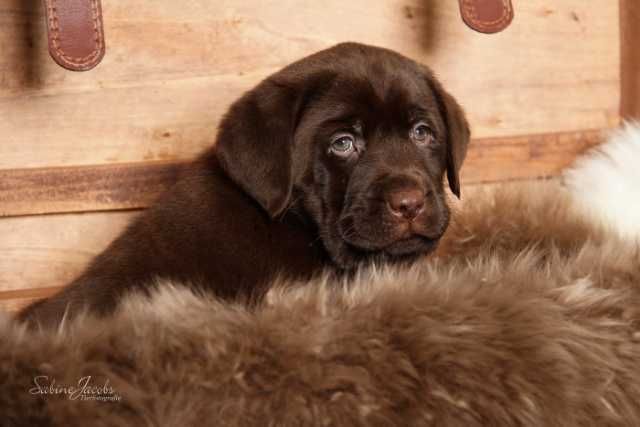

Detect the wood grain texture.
xmin=0 ymin=287 xmax=61 ymax=313
xmin=0 ymin=0 xmax=620 ymax=170
xmin=621 ymin=0 xmax=640 ymax=119
xmin=0 ymin=129 xmax=606 ymax=217
xmin=461 ymin=129 xmax=604 ymax=182
xmin=0 ymin=211 xmax=135 ymax=293
xmin=0 ymin=161 xmax=185 ymax=217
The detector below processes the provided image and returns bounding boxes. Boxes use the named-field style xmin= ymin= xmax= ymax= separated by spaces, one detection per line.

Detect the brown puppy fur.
xmin=18 ymin=43 xmax=470 ymax=327
xmin=2 ymin=183 xmax=639 ymax=426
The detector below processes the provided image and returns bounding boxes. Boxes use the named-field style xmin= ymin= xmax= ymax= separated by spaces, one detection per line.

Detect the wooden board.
xmin=0 ymin=0 xmax=620 ymax=170
xmin=461 ymin=129 xmax=604 ymax=183
xmin=0 ymin=161 xmax=185 ymax=217
xmin=0 ymin=129 xmax=605 ymax=217
xmin=621 ymin=0 xmax=640 ymax=119
xmin=0 ymin=287 xmax=61 ymax=313
xmin=0 ymin=211 xmax=135 ymax=296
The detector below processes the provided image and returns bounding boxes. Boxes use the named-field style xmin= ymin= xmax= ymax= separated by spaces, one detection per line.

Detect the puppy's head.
xmin=216 ymin=43 xmax=470 ymax=268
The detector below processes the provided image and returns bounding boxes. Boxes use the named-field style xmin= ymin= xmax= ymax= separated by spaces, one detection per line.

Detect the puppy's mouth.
xmin=381 ymin=235 xmax=439 ymax=257
xmin=338 ymin=219 xmax=444 ymax=257
xmin=335 ymin=202 xmax=449 ymax=262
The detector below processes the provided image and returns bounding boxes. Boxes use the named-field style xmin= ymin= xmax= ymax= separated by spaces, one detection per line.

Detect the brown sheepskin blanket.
xmin=1 ymin=183 xmax=640 ymax=427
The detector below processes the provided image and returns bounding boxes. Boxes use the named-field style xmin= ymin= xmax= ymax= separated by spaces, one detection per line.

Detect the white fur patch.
xmin=564 ymin=122 xmax=640 ymax=241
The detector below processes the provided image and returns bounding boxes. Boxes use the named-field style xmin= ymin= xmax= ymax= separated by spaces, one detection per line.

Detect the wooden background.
xmin=0 ymin=0 xmax=630 ymax=311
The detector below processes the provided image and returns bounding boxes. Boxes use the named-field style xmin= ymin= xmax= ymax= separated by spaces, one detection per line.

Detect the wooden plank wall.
xmin=0 ymin=0 xmax=621 ymax=312
xmin=621 ymin=0 xmax=640 ymax=119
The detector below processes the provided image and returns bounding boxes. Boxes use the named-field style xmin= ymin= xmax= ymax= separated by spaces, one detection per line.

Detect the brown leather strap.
xmin=43 ymin=0 xmax=106 ymax=71
xmin=459 ymin=0 xmax=514 ymax=34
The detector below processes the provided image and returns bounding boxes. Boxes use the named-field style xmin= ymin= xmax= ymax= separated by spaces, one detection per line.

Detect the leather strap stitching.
xmin=45 ymin=0 xmax=104 ymax=68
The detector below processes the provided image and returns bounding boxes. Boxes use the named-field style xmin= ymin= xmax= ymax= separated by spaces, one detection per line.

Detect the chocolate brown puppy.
xmin=19 ymin=42 xmax=470 ymax=327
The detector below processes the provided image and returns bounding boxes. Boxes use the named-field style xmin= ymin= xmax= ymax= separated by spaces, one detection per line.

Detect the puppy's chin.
xmin=325 ymin=233 xmax=442 ymax=269
xmin=381 ymin=236 xmax=439 ymax=257
xmin=315 ymin=202 xmax=450 ymax=269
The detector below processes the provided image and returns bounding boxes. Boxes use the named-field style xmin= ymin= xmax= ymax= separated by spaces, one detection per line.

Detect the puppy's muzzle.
xmin=381 ymin=174 xmax=436 ymax=225
xmin=386 ymin=187 xmax=427 ymax=221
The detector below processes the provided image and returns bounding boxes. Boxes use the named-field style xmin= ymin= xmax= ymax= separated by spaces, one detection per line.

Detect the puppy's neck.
xmin=175 ymin=150 xmax=329 ymax=296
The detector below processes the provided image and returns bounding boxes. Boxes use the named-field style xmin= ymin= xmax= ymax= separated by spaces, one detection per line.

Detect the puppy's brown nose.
xmin=387 ymin=189 xmax=425 ymax=220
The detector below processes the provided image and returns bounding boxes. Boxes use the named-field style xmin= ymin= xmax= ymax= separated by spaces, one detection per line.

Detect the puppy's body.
xmin=20 ymin=43 xmax=469 ymax=327
xmin=21 ymin=154 xmax=328 ymax=325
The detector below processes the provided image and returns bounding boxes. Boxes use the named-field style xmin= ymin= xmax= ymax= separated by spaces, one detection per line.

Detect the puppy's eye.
xmin=329 ymin=134 xmax=356 ymax=156
xmin=410 ymin=122 xmax=434 ymax=145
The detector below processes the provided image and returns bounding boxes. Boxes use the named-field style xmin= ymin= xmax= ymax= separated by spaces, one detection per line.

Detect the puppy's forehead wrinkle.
xmin=311 ymin=75 xmax=437 ymax=134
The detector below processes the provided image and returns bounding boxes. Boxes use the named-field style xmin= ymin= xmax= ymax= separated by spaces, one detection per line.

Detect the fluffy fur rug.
xmin=1 ymin=125 xmax=640 ymax=426
xmin=564 ymin=122 xmax=640 ymax=240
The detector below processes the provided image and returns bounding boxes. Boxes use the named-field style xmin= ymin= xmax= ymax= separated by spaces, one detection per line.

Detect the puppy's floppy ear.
xmin=216 ymin=69 xmax=334 ymax=217
xmin=428 ymin=77 xmax=470 ymax=199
